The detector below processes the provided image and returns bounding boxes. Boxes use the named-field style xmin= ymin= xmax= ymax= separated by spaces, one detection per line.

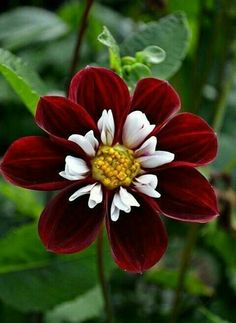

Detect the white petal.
xmin=113 ymin=192 xmax=131 ymax=213
xmin=110 ymin=200 xmax=120 ymax=221
xmin=69 ymin=132 xmax=96 ymax=157
xmin=69 ymin=183 xmax=96 ymax=202
xmin=135 ymin=136 xmax=157 ymax=157
xmin=123 ymin=111 xmax=146 ymax=140
xmin=122 ymin=112 xmax=143 ymax=145
xmin=110 ymin=187 xmax=140 ymax=221
xmin=59 ymin=171 xmax=85 ymax=181
xmin=122 ymin=111 xmax=155 ymax=149
xmin=134 ymin=174 xmax=161 ymax=198
xmin=119 ymin=187 xmax=140 ymax=208
xmin=65 ymin=156 xmax=89 ymax=174
xmin=97 ymin=109 xmax=115 ymax=145
xmin=88 ymin=183 xmax=103 ymax=208
xmin=135 ymin=185 xmax=161 ymax=198
xmin=136 ymin=174 xmax=158 ymax=188
xmin=69 ymin=182 xmax=103 ymax=208
xmin=132 ymin=126 xmax=155 ymax=148
xmin=59 ymin=156 xmax=89 ymax=180
xmin=139 ymin=151 xmax=175 ymax=168
xmin=85 ymin=130 xmax=99 ymax=150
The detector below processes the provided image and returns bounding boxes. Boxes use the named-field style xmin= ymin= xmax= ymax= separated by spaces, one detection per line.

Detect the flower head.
xmin=0 ymin=67 xmax=218 ymax=273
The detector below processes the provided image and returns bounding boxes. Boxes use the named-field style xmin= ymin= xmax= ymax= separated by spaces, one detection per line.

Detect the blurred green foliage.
xmin=0 ymin=0 xmax=236 ymax=322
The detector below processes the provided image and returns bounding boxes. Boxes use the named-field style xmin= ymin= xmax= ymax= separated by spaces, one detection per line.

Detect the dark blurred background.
xmin=0 ymin=1 xmax=236 ymax=323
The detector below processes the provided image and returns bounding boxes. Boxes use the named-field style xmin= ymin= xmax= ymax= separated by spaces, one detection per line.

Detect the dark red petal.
xmin=35 ymin=96 xmax=97 ymax=139
xmin=156 ymin=113 xmax=218 ymax=167
xmin=106 ymin=194 xmax=168 ymax=273
xmin=0 ymin=136 xmax=71 ymax=190
xmin=156 ymin=166 xmax=219 ymax=222
xmin=69 ymin=66 xmax=130 ymax=139
xmin=131 ymin=78 xmax=180 ymax=132
xmin=38 ymin=182 xmax=104 ymax=253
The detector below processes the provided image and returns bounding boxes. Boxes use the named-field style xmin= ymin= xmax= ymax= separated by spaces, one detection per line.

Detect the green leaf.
xmin=0 ymin=7 xmax=68 ymax=50
xmin=121 ymin=56 xmax=136 ymax=65
xmin=136 ymin=46 xmax=166 ymax=65
xmin=98 ymin=26 xmax=121 ymax=73
xmin=121 ymin=12 xmax=190 ymax=79
xmin=46 ymin=286 xmax=103 ymax=323
xmin=200 ymin=307 xmax=230 ymax=323
xmin=203 ymin=223 xmax=236 ymax=293
xmin=98 ymin=26 xmax=118 ymax=49
xmin=203 ymin=224 xmax=236 ymax=268
xmin=0 ymin=179 xmax=43 ymax=218
xmin=0 ymin=48 xmax=47 ymax=113
xmin=146 ymin=268 xmax=213 ymax=296
xmin=123 ymin=63 xmax=151 ymax=89
xmin=0 ymin=224 xmax=113 ymax=312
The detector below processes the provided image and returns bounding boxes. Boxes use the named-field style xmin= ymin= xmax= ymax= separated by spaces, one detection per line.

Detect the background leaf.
xmin=98 ymin=26 xmax=121 ymax=73
xmin=0 ymin=7 xmax=68 ymax=50
xmin=0 ymin=179 xmax=43 ymax=219
xmin=0 ymin=224 xmax=113 ymax=312
xmin=200 ymin=307 xmax=230 ymax=323
xmin=136 ymin=45 xmax=166 ymax=65
xmin=0 ymin=48 xmax=47 ymax=113
xmin=146 ymin=268 xmax=213 ymax=296
xmin=46 ymin=286 xmax=103 ymax=323
xmin=121 ymin=12 xmax=190 ymax=79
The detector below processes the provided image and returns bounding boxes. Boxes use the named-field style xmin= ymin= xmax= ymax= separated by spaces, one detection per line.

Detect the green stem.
xmin=169 ymin=224 xmax=199 ymax=323
xmin=212 ymin=54 xmax=236 ymax=132
xmin=169 ymin=2 xmax=236 ymax=323
xmin=97 ymin=228 xmax=114 ymax=323
xmin=192 ymin=0 xmax=217 ymax=114
xmin=212 ymin=3 xmax=236 ymax=132
xmin=68 ymin=0 xmax=93 ymax=81
xmin=170 ymin=51 xmax=235 ymax=319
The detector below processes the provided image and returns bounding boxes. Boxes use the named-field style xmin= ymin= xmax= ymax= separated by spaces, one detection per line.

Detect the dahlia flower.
xmin=0 ymin=67 xmax=218 ymax=272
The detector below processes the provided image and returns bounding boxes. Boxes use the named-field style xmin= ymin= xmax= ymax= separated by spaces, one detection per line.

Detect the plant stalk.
xmin=97 ymin=228 xmax=114 ymax=323
xmin=169 ymin=2 xmax=236 ymax=322
xmin=169 ymin=224 xmax=199 ymax=323
xmin=68 ymin=0 xmax=93 ymax=81
xmin=212 ymin=54 xmax=236 ymax=132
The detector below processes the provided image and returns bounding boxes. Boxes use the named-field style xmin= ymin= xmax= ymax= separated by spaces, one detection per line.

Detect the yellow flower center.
xmin=91 ymin=145 xmax=140 ymax=190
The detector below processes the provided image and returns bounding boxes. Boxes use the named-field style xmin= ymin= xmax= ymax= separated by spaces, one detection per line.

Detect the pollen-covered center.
xmin=91 ymin=145 xmax=140 ymax=189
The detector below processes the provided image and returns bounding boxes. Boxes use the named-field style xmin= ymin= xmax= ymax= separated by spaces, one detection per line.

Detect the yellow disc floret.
xmin=91 ymin=145 xmax=140 ymax=189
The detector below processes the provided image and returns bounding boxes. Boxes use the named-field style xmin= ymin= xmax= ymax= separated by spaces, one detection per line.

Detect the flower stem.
xmin=97 ymin=228 xmax=114 ymax=323
xmin=169 ymin=3 xmax=235 ymax=322
xmin=212 ymin=52 xmax=236 ymax=133
xmin=169 ymin=224 xmax=199 ymax=323
xmin=169 ymin=46 xmax=235 ymax=320
xmin=68 ymin=0 xmax=93 ymax=80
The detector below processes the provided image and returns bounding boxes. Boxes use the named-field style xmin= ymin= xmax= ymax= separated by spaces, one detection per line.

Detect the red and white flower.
xmin=0 ymin=67 xmax=219 ymax=273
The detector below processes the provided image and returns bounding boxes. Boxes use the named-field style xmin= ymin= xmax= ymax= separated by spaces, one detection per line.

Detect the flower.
xmin=0 ymin=67 xmax=218 ymax=273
